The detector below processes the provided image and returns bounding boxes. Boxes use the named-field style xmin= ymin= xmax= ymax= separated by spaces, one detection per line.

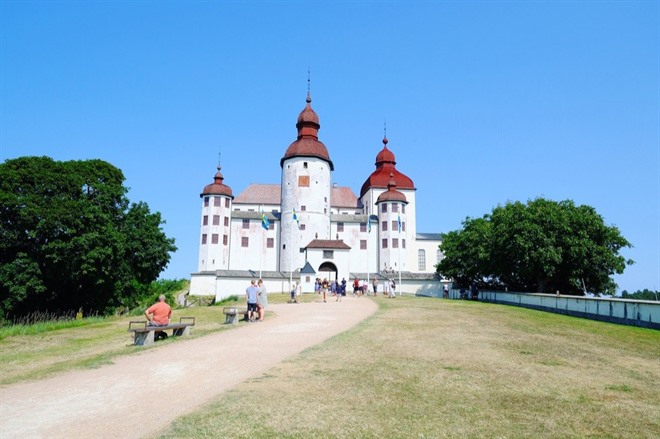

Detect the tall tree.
xmin=0 ymin=156 xmax=177 ymax=318
xmin=437 ymin=198 xmax=632 ymax=295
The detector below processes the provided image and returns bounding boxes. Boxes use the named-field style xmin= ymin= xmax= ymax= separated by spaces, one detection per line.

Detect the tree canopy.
xmin=437 ymin=198 xmax=633 ymax=295
xmin=0 ymin=156 xmax=177 ymax=319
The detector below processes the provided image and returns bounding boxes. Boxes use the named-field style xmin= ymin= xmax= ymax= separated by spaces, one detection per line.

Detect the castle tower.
xmin=197 ymin=164 xmax=234 ymax=271
xmin=279 ymin=91 xmax=334 ymax=272
xmin=360 ymin=136 xmax=417 ymax=272
xmin=375 ymin=173 xmax=409 ymax=272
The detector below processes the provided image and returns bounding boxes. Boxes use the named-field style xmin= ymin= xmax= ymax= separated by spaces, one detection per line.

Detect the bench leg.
xmin=224 ymin=313 xmax=238 ymax=324
xmin=134 ymin=331 xmax=155 ymax=346
xmin=172 ymin=326 xmax=191 ymax=336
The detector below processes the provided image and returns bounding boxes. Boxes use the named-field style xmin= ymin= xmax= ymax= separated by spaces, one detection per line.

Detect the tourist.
xmin=257 ymin=279 xmax=268 ymax=321
xmin=372 ymin=278 xmax=379 ymax=296
xmin=245 ymin=280 xmax=259 ymax=322
xmin=321 ymin=278 xmax=329 ymax=302
xmin=144 ymin=295 xmax=171 ymax=340
xmin=341 ymin=278 xmax=347 ymax=296
xmin=353 ymin=278 xmax=360 ymax=296
xmin=389 ymin=279 xmax=396 ymax=298
xmin=443 ymin=284 xmax=449 ymax=299
xmin=295 ymin=281 xmax=302 ymax=303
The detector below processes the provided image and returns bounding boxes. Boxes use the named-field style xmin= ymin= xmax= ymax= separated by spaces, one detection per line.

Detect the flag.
xmin=292 ymin=209 xmax=300 ymax=229
xmin=397 ymin=214 xmax=402 ymax=233
xmin=261 ymin=212 xmax=270 ymax=231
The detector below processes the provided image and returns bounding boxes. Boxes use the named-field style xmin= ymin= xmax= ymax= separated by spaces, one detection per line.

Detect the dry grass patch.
xmin=0 ymin=302 xmax=246 ymax=384
xmin=160 ymin=296 xmax=659 ymax=438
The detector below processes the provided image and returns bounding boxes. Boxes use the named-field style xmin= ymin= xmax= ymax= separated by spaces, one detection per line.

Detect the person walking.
xmin=321 ymin=278 xmax=329 ymax=302
xmin=245 ymin=280 xmax=259 ymax=322
xmin=372 ymin=278 xmax=379 ymax=296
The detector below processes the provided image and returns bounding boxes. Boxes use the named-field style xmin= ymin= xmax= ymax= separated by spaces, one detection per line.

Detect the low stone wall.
xmin=476 ymin=290 xmax=660 ymax=330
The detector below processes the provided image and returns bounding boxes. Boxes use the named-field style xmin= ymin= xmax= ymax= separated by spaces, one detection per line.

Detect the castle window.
xmin=403 ymin=239 xmax=406 ymax=248
xmin=360 ymin=223 xmax=366 ymax=232
xmin=214 ymin=197 xmax=221 ymax=207
xmin=269 ymin=222 xmax=274 ymax=230
xmin=213 ymin=215 xmax=220 ymax=226
xmin=392 ymin=220 xmax=398 ymax=231
xmin=241 ymin=237 xmax=249 ymax=247
xmin=224 ymin=217 xmax=229 ymax=226
xmin=300 ymin=224 xmax=306 ymax=230
xmin=242 ymin=219 xmax=250 ymax=229
xmin=225 ymin=198 xmax=230 ymax=208
xmin=392 ymin=203 xmax=398 ymax=212
xmin=418 ymin=250 xmax=426 ymax=271
xmin=301 ymin=205 xmax=306 ymax=211
xmin=382 ymin=221 xmax=387 ymax=231
xmin=402 ymin=204 xmax=406 ymax=214
xmin=392 ymin=238 xmax=398 ymax=248
xmin=223 ymin=235 xmax=228 ymax=245
xmin=303 ymin=162 xmax=308 ymax=168
xmin=360 ymin=240 xmax=367 ymax=249
xmin=437 ymin=249 xmax=443 ymax=263
xmin=381 ymin=204 xmax=387 ymax=213
xmin=323 ymin=250 xmax=334 ymax=259
xmin=337 ymin=222 xmax=344 ymax=232
xmin=402 ymin=222 xmax=406 ymax=232
xmin=204 ymin=196 xmax=209 ymax=207
xmin=201 ymin=234 xmax=207 ymax=244
xmin=382 ymin=238 xmax=388 ymax=248
xmin=298 ymin=175 xmax=310 ymax=187
xmin=267 ymin=238 xmax=274 ymax=248
xmin=203 ymin=215 xmax=208 ymax=226
xmin=212 ymin=234 xmax=219 ymax=244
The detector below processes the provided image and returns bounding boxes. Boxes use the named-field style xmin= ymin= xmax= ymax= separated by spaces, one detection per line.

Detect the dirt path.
xmin=0 ymin=297 xmax=377 ymax=439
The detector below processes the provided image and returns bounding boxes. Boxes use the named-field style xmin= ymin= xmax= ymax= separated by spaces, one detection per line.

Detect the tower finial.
xmin=306 ymin=67 xmax=311 ymax=103
xmin=217 ymin=147 xmax=222 ymax=170
xmin=383 ymin=119 xmax=388 ymax=145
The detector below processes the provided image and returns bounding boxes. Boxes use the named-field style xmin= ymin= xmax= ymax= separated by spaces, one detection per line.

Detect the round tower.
xmin=198 ymin=164 xmax=234 ymax=271
xmin=375 ymin=173 xmax=409 ymax=273
xmin=279 ymin=92 xmax=334 ymax=272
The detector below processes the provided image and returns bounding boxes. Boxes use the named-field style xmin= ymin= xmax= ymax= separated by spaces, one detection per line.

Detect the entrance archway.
xmin=318 ymin=262 xmax=338 ymax=282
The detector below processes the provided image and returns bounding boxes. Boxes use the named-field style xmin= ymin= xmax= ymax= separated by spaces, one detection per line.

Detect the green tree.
xmin=0 ymin=156 xmax=177 ymax=319
xmin=437 ymin=198 xmax=633 ymax=295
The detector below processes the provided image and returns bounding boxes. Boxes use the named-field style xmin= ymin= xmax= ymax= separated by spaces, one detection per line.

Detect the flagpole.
xmin=259 ymin=206 xmax=263 ymax=279
xmin=289 ymin=209 xmax=294 ymax=291
xmin=366 ymin=215 xmax=370 ymax=292
xmin=398 ymin=212 xmax=402 ymax=296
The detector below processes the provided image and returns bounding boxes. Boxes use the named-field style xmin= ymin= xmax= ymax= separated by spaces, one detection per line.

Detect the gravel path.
xmin=0 ymin=297 xmax=377 ymax=439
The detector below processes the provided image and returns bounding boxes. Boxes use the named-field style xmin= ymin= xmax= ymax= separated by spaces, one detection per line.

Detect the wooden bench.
xmin=222 ymin=307 xmax=250 ymax=324
xmin=128 ymin=317 xmax=195 ymax=346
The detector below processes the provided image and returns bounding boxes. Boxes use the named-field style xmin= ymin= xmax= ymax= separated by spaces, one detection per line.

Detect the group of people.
xmin=245 ymin=279 xmax=269 ymax=321
xmin=351 ymin=277 xmax=396 ymax=298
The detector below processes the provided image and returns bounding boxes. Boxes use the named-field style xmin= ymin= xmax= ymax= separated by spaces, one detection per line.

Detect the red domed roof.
xmin=281 ymin=93 xmax=334 ymax=170
xmin=376 ymin=173 xmax=408 ymax=204
xmin=360 ymin=137 xmax=414 ymax=197
xmin=201 ymin=165 xmax=234 ymax=198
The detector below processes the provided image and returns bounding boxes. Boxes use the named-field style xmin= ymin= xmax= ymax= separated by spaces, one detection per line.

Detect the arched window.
xmin=418 ymin=250 xmax=426 ymax=271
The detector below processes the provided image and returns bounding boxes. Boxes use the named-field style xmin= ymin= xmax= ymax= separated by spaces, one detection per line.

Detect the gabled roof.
xmin=233 ymin=184 xmax=281 ymax=205
xmin=331 ymin=186 xmax=360 ymax=208
xmin=300 ymin=261 xmax=316 ymax=274
xmin=305 ymin=239 xmax=351 ymax=250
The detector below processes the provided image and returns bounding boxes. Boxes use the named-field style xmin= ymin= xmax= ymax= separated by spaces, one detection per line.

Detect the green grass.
xmin=158 ymin=296 xmax=660 ymax=439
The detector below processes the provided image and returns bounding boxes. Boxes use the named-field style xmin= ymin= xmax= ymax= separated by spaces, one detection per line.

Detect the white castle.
xmin=189 ymin=91 xmax=444 ymax=299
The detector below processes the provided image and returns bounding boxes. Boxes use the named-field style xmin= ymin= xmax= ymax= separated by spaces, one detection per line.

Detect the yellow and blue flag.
xmin=397 ymin=214 xmax=402 ymax=233
xmin=293 ymin=209 xmax=300 ymax=229
xmin=261 ymin=212 xmax=270 ymax=230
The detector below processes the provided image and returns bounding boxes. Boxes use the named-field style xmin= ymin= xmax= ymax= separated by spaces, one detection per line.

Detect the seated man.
xmin=145 ymin=295 xmax=172 ymax=340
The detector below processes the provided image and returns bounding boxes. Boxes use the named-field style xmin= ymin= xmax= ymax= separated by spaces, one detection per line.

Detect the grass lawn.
xmin=159 ymin=295 xmax=660 ymax=439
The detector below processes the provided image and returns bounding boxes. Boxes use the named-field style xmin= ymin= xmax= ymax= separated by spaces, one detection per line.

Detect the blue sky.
xmin=1 ymin=1 xmax=658 ymax=294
